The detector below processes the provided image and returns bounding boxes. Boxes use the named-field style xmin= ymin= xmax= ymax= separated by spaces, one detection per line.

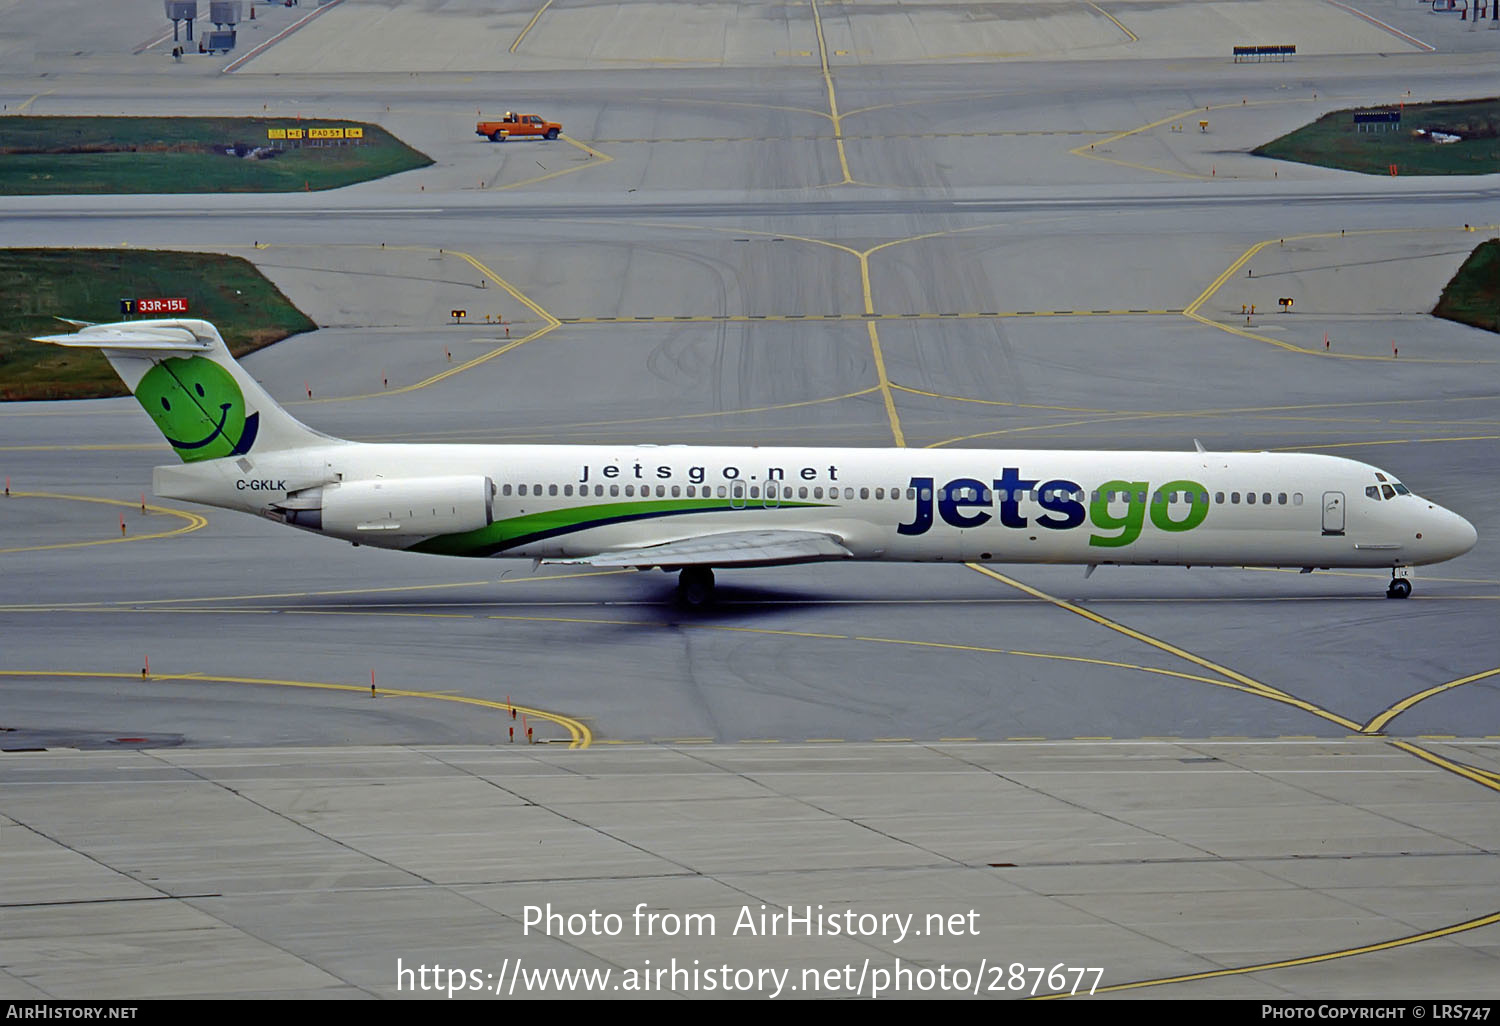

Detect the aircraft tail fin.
xmin=33 ymin=318 xmax=335 ymax=462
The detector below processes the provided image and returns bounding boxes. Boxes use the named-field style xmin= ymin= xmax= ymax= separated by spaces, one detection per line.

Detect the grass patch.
xmin=0 ymin=116 xmax=432 ymax=194
xmin=1254 ymin=97 xmax=1500 ymax=175
xmin=1434 ymin=239 xmax=1500 ymax=334
xmin=0 ymin=249 xmax=315 ymax=400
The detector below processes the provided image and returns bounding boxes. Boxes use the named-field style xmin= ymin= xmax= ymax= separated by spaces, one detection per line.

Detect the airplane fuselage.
xmin=40 ymin=319 xmax=1478 ymax=603
xmin=154 ymin=443 xmax=1478 ymax=571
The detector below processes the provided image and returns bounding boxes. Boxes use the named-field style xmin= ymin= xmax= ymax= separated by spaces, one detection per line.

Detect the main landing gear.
xmin=677 ymin=566 xmax=716 ymax=608
xmin=1386 ymin=568 xmax=1412 ymax=600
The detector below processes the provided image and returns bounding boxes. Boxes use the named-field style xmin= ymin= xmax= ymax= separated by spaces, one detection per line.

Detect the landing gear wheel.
xmin=1386 ymin=578 xmax=1412 ymax=599
xmin=677 ymin=567 xmax=715 ymax=608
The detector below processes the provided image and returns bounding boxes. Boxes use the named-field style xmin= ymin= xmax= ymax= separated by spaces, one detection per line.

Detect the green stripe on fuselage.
xmin=408 ymin=498 xmax=826 ymax=557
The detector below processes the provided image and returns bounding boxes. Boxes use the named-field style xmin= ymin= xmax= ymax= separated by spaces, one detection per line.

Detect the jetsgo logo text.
xmin=897 ymin=470 xmax=1210 ymax=548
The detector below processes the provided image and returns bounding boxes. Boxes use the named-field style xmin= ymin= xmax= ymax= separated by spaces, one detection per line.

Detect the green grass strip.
xmin=1255 ymin=97 xmax=1500 ymax=176
xmin=1 ymin=248 xmax=314 ymax=400
xmin=1434 ymin=239 xmax=1500 ymax=335
xmin=0 ymin=116 xmax=431 ymax=194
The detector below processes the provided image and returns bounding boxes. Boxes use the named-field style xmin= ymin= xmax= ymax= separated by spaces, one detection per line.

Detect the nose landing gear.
xmin=1386 ymin=568 xmax=1412 ymax=599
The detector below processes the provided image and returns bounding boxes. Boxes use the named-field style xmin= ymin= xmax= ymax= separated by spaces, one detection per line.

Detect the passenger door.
xmin=1321 ymin=491 xmax=1345 ymax=536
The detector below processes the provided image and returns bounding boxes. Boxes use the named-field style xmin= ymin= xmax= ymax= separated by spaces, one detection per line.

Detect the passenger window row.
xmin=498 ymin=482 xmax=924 ymax=500
xmin=1214 ymin=492 xmax=1302 ymax=506
xmin=494 ymin=482 xmax=1314 ymax=508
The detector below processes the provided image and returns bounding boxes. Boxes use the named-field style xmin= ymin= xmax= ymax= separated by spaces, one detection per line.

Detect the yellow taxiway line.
xmin=1085 ymin=1 xmax=1137 ymax=42
xmin=510 ymin=0 xmax=553 ymax=53
xmin=1364 ymin=667 xmax=1500 ymax=734
xmin=1184 ymin=226 xmax=1500 ymax=363
xmin=810 ymin=0 xmax=854 ymax=185
xmin=0 ymin=669 xmax=591 ymax=749
xmin=967 ymin=564 xmax=1374 ymax=731
xmin=1048 ymin=907 xmax=1500 ymax=997
xmin=0 ymin=492 xmax=207 ymax=555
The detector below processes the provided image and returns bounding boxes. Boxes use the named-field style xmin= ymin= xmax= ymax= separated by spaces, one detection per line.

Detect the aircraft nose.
xmin=1452 ymin=511 xmax=1479 ymax=556
xmin=1431 ymin=505 xmax=1478 ymax=560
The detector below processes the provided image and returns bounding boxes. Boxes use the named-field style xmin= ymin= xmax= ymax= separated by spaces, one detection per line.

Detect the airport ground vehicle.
xmin=476 ymin=112 xmax=561 ymax=141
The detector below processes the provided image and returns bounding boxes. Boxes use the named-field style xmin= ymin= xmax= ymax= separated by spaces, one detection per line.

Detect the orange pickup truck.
xmin=476 ymin=112 xmax=562 ymax=141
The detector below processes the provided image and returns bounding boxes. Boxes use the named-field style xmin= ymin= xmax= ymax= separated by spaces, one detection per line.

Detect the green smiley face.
xmin=135 ymin=357 xmax=259 ymax=462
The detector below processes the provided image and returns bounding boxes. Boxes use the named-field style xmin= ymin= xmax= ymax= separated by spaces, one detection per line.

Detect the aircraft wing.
xmin=547 ymin=529 xmax=853 ymax=569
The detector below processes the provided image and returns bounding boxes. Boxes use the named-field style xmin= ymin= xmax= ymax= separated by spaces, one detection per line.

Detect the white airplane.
xmin=38 ymin=318 xmax=1477 ymax=605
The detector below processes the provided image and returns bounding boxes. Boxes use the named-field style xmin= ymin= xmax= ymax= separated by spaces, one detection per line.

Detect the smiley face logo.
xmin=135 ymin=357 xmax=259 ymax=462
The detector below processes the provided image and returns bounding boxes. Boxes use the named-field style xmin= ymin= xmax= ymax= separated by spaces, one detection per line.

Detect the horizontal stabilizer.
xmin=549 ymin=529 xmax=853 ymax=569
xmin=32 ymin=324 xmax=209 ymax=354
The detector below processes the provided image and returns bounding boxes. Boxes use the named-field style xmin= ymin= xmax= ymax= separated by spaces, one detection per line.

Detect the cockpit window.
xmin=1381 ymin=484 xmax=1395 ymax=500
xmin=1365 ymin=486 xmax=1380 ymax=500
xmin=1375 ymin=472 xmax=1388 ymax=482
xmin=1393 ymin=483 xmax=1410 ymax=495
